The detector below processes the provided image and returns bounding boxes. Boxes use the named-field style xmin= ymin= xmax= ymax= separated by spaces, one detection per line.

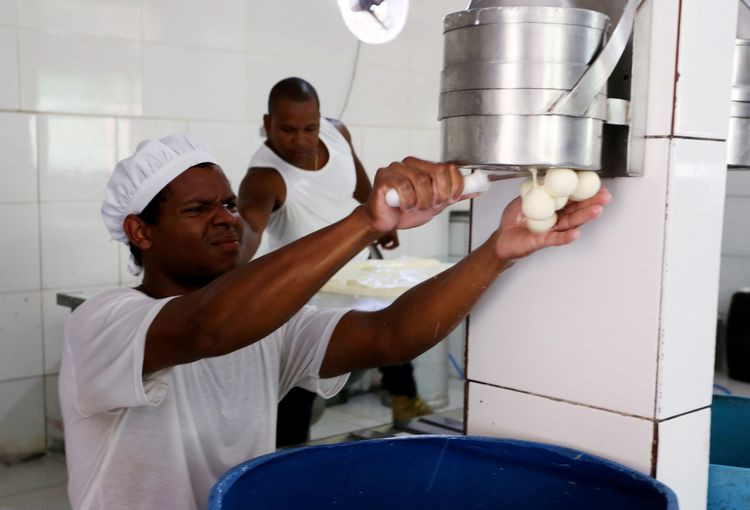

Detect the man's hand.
xmin=376 ymin=231 xmax=399 ymax=250
xmin=364 ymin=157 xmax=465 ymax=234
xmin=494 ymin=187 xmax=612 ymax=262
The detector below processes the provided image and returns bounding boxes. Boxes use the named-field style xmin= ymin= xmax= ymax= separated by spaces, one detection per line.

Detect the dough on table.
xmin=321 ymin=257 xmax=454 ymax=298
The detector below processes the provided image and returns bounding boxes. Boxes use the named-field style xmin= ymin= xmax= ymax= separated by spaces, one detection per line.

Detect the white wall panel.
xmin=143 ymin=44 xmax=246 ymax=121
xmin=0 ymin=0 xmax=16 ymax=26
xmin=19 ymin=30 xmax=142 ymax=116
xmin=0 ymin=113 xmax=37 ymax=203
xmin=0 ymin=378 xmax=45 ymax=461
xmin=467 ymin=382 xmax=655 ymax=475
xmin=0 ymin=204 xmax=40 ymax=292
xmin=658 ymin=139 xmax=727 ymax=418
xmin=673 ymin=0 xmax=737 ymax=139
xmin=40 ymin=202 xmax=119 ymax=289
xmin=144 ymin=0 xmax=245 ymax=51
xmin=0 ymin=292 xmax=43 ymax=381
xmin=468 ymin=139 xmax=671 ymax=418
xmin=38 ymin=115 xmax=117 ymax=203
xmin=0 ymin=27 xmax=18 ymax=109
xmin=18 ymin=0 xmax=141 ymax=40
xmin=656 ymin=409 xmax=711 ymax=510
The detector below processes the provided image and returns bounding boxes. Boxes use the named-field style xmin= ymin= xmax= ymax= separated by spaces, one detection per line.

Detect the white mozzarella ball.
xmin=570 ymin=171 xmax=601 ymax=201
xmin=520 ymin=178 xmax=533 ymax=197
xmin=522 ymin=188 xmax=556 ymax=221
xmin=543 ymin=168 xmax=578 ymax=197
xmin=554 ymin=196 xmax=568 ymax=210
xmin=527 ymin=213 xmax=558 ymax=233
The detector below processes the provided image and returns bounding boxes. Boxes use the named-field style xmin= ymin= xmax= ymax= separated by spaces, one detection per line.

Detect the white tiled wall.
xmin=0 ymin=0 xmax=466 ymax=458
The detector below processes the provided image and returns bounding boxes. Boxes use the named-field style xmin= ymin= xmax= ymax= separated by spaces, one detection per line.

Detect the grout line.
xmin=467 ymin=379 xmax=657 ymax=421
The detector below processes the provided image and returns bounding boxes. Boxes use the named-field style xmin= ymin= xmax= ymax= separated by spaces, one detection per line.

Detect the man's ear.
xmin=124 ymin=214 xmax=152 ymax=252
xmin=262 ymin=114 xmax=271 ymax=137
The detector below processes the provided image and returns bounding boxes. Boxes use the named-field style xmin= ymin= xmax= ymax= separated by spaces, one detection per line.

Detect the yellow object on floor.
xmin=391 ymin=395 xmax=433 ymax=425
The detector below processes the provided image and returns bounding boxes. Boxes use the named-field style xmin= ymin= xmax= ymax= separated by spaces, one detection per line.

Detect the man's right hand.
xmin=363 ymin=157 xmax=467 ymax=234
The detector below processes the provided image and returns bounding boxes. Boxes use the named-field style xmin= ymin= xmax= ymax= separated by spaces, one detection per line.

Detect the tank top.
xmin=249 ymin=118 xmax=369 ymax=260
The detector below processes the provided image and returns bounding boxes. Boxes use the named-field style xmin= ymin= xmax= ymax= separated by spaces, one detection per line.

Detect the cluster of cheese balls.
xmin=521 ymin=169 xmax=601 ymax=233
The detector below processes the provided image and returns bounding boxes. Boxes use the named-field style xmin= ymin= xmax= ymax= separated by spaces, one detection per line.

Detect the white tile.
xmin=341 ymin=65 xmax=412 ymax=128
xmin=360 ymin=127 xmax=412 ymax=182
xmin=358 ymin=33 xmax=411 ymax=70
xmin=143 ymin=44 xmax=246 ymax=121
xmin=726 ymin=171 xmax=750 ymax=197
xmin=0 ymin=482 xmax=71 ymax=509
xmin=630 ymin=0 xmax=680 ymax=138
xmin=245 ymin=54 xmax=354 ymax=123
xmin=347 ymin=126 xmax=365 ymax=156
xmin=40 ymin=202 xmax=119 ymax=289
xmin=246 ymin=0 xmax=355 ymax=59
xmin=187 ymin=120 xmax=259 ymax=191
xmin=18 ymin=0 xmax=140 ymax=40
xmin=0 ymin=377 xmax=45 ymax=463
xmin=404 ymin=0 xmax=465 ymax=72
xmin=0 ymin=0 xmax=17 ymax=26
xmin=718 ymin=256 xmax=750 ymax=316
xmin=658 ymin=139 xmax=728 ymax=418
xmin=409 ymin=129 xmax=441 ymax=162
xmin=0 ymin=204 xmax=40 ymax=292
xmin=673 ymin=0 xmax=737 ymax=139
xmin=0 ymin=27 xmax=19 ymax=110
xmin=0 ymin=453 xmax=67 ymax=500
xmin=0 ymin=112 xmax=37 ymax=203
xmin=0 ymin=292 xmax=43 ymax=381
xmin=468 ymin=139 xmax=671 ymax=418
xmin=116 ymin=118 xmax=188 ymax=161
xmin=44 ymin=375 xmax=63 ymax=452
xmin=18 ymin=30 xmax=142 ymax=116
xmin=38 ymin=115 xmax=117 ymax=203
xmin=466 ymin=382 xmax=655 ymax=475
xmin=656 ymin=408 xmax=711 ymax=510
xmin=407 ymin=213 xmax=449 ymax=258
xmin=407 ymin=70 xmax=441 ymax=129
xmin=144 ymin=0 xmax=245 ymax=51
xmin=722 ymin=196 xmax=750 ymax=257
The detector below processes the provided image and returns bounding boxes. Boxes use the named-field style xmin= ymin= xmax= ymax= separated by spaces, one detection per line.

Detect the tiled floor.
xmin=0 ymin=378 xmax=465 ymax=510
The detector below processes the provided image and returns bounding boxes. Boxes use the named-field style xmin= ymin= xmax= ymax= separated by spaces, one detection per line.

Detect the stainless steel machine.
xmin=439 ymin=0 xmax=642 ymax=177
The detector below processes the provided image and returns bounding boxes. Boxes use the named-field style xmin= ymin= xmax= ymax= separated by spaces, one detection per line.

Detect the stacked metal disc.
xmin=439 ymin=5 xmax=610 ymax=171
xmin=728 ymin=39 xmax=750 ymax=169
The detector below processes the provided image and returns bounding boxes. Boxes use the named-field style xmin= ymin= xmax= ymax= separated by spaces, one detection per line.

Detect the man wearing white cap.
xmin=59 ymin=132 xmax=610 ymax=510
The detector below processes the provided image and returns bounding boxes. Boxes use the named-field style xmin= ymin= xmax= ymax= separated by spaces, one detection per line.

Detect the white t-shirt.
xmin=59 ymin=288 xmax=349 ymax=510
xmin=249 ymin=117 xmax=368 ymax=261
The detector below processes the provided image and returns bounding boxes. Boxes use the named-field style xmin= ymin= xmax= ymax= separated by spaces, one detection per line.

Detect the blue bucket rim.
xmin=208 ymin=434 xmax=678 ymax=509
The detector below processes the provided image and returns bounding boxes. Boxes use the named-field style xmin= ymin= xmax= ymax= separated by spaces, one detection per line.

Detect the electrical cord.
xmin=339 ymin=40 xmax=362 ymax=119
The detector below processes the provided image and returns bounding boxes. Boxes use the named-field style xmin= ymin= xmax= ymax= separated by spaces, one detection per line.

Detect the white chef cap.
xmin=101 ymin=132 xmax=218 ymax=275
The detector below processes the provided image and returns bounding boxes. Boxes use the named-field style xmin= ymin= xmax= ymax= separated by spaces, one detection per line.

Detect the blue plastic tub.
xmin=709 ymin=394 xmax=750 ymax=509
xmin=209 ymin=435 xmax=678 ymax=509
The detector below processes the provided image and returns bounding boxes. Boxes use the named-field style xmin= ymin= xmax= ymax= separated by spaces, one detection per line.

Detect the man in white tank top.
xmin=238 ymin=78 xmax=433 ymax=446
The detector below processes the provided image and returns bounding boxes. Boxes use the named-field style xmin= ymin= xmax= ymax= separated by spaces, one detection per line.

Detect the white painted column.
xmin=464 ymin=1 xmax=737 ymax=508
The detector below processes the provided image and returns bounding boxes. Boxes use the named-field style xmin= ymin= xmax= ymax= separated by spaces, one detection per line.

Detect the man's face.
xmin=264 ymin=98 xmax=321 ymax=167
xmin=145 ymin=164 xmax=243 ymax=288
